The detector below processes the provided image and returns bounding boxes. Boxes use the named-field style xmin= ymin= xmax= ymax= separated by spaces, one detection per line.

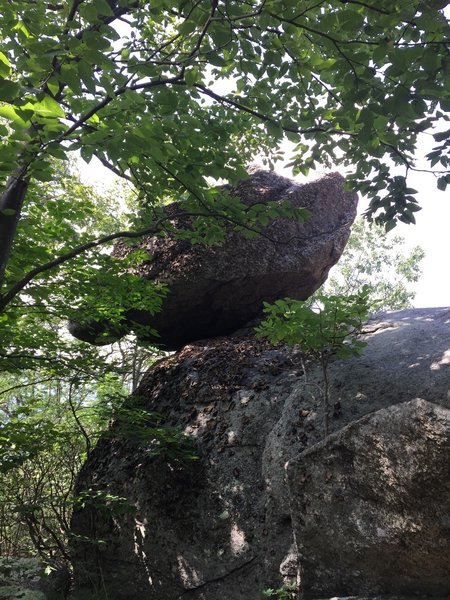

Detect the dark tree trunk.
xmin=0 ymin=172 xmax=30 ymax=290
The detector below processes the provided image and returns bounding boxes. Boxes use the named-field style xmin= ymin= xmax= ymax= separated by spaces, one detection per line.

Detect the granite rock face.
xmin=70 ymin=334 xmax=303 ymax=600
xmin=70 ymin=169 xmax=357 ymax=349
xmin=70 ymin=307 xmax=450 ymax=600
xmin=287 ymin=398 xmax=450 ymax=598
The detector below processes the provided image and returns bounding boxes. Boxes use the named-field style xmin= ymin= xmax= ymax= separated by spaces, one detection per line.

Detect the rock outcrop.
xmin=69 ymin=169 xmax=357 ymax=349
xmin=70 ymin=307 xmax=450 ymax=600
xmin=288 ymin=398 xmax=450 ymax=598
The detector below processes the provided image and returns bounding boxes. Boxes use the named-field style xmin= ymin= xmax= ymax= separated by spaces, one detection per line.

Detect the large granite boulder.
xmin=70 ymin=169 xmax=357 ymax=349
xmin=287 ymin=398 xmax=450 ymax=598
xmin=70 ymin=307 xmax=450 ymax=600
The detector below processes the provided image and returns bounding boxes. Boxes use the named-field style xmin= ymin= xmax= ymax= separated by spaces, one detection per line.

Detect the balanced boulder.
xmin=70 ymin=169 xmax=357 ymax=349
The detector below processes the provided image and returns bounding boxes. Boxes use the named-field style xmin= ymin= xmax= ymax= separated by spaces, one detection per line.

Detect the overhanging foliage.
xmin=0 ymin=0 xmax=448 ymax=305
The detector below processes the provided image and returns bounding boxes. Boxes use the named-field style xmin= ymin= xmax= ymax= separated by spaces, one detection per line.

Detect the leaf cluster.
xmin=262 ymin=582 xmax=299 ymax=599
xmin=256 ymin=288 xmax=371 ymax=437
xmin=256 ymin=289 xmax=371 ymax=360
xmin=0 ymin=162 xmax=164 ymax=375
xmin=0 ymin=0 xmax=448 ymax=230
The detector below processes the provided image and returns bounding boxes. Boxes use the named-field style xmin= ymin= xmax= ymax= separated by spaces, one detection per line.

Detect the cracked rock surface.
xmin=70 ymin=308 xmax=450 ymax=600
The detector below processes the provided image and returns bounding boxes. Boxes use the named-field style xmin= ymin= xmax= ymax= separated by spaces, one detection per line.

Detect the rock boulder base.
xmin=70 ymin=308 xmax=450 ymax=600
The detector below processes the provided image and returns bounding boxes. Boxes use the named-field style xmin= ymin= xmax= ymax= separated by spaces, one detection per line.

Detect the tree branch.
xmin=0 ymin=170 xmax=31 ymax=287
xmin=0 ymin=203 xmax=257 ymax=311
xmin=271 ymin=13 xmax=361 ymax=82
xmin=193 ymin=83 xmax=344 ymax=135
xmin=0 ymin=377 xmax=59 ymax=398
xmin=339 ymin=0 xmax=399 ymax=16
xmin=51 ymin=74 xmax=184 ymax=146
xmin=93 ymin=152 xmax=134 ymax=183
xmin=0 ymin=220 xmax=168 ymax=311
xmin=184 ymin=0 xmax=220 ymax=61
xmin=67 ymin=382 xmax=91 ymax=456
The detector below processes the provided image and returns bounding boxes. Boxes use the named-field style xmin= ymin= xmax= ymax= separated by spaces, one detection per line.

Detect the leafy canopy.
xmin=0 ymin=0 xmax=448 ymax=257
xmin=0 ymin=0 xmax=448 ymax=341
xmin=323 ymin=217 xmax=425 ymax=311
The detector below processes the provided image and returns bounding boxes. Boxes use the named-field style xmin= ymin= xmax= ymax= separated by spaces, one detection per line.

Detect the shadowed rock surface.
xmin=69 ymin=169 xmax=357 ymax=349
xmin=70 ymin=307 xmax=450 ymax=600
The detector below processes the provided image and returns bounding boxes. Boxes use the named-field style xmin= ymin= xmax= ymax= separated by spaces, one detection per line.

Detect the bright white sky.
xmin=80 ymin=137 xmax=449 ymax=311
xmin=387 ymin=167 xmax=450 ymax=308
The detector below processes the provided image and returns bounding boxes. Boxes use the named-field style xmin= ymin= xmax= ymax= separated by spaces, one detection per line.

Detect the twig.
xmin=0 ymin=376 xmax=59 ymax=397
xmin=67 ymin=382 xmax=91 ymax=456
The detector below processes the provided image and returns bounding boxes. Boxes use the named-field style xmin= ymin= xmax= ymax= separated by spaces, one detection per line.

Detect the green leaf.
xmin=185 ymin=67 xmax=200 ymax=86
xmin=209 ymin=53 xmax=226 ymax=67
xmin=82 ymin=3 xmax=99 ymax=21
xmin=210 ymin=25 xmax=231 ymax=47
xmin=373 ymin=115 xmax=390 ymax=130
xmin=0 ymin=104 xmax=28 ymax=127
xmin=0 ymin=52 xmax=10 ymax=77
xmin=339 ymin=8 xmax=365 ymax=30
xmin=83 ymin=31 xmax=111 ymax=51
xmin=78 ymin=60 xmax=97 ymax=93
xmin=26 ymin=95 xmax=65 ymax=118
xmin=437 ymin=176 xmax=447 ymax=191
xmin=46 ymin=77 xmax=61 ymax=97
xmin=60 ymin=64 xmax=82 ymax=95
xmin=80 ymin=145 xmax=93 ymax=163
xmin=385 ymin=220 xmax=396 ymax=233
xmin=0 ymin=79 xmax=20 ymax=101
xmin=46 ymin=144 xmax=69 ymax=160
xmin=266 ymin=120 xmax=283 ymax=140
xmin=94 ymin=0 xmax=114 ymax=16
xmin=178 ymin=19 xmax=198 ymax=36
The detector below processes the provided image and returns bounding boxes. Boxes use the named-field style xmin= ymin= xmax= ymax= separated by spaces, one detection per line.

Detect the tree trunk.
xmin=0 ymin=172 xmax=30 ymax=290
